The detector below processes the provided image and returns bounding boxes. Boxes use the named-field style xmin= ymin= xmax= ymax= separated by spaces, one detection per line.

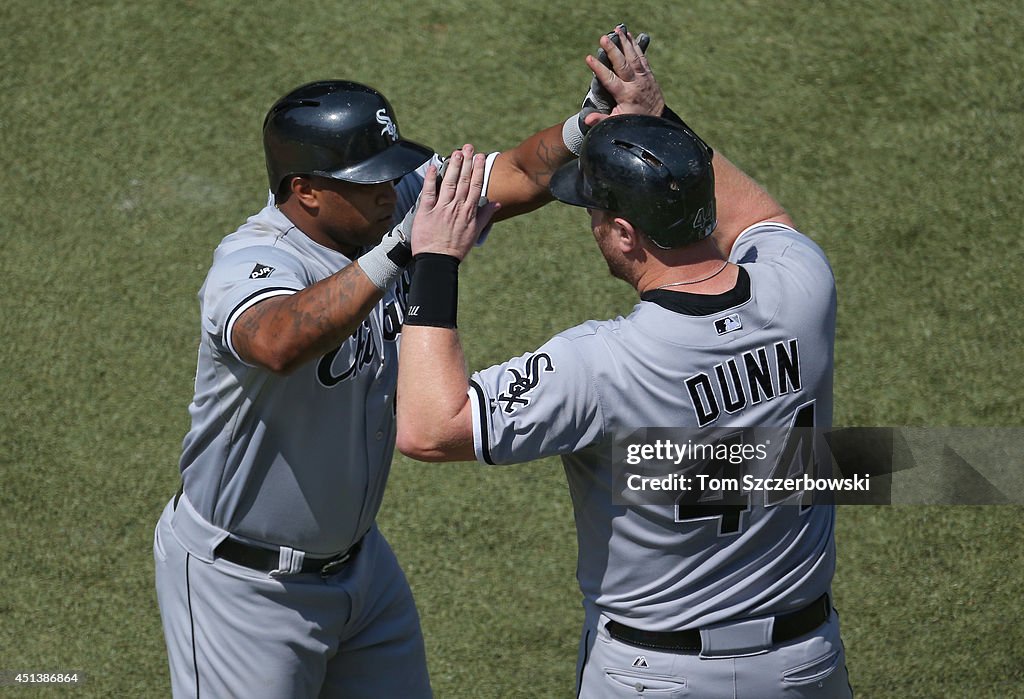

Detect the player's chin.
xmin=358 ymin=217 xmax=393 ymax=246
xmin=372 ymin=214 xmax=394 ymax=235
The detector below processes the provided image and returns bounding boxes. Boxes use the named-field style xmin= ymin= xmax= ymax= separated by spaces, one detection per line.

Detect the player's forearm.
xmin=708 ymin=150 xmax=793 ymax=258
xmin=398 ymin=150 xmax=488 ymax=461
xmin=396 ymin=326 xmax=475 ymax=462
xmin=232 ymin=262 xmax=384 ymax=374
xmin=487 ymin=123 xmax=573 ymax=221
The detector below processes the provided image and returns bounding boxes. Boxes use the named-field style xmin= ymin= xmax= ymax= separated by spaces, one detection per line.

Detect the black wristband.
xmin=404 ymin=253 xmax=460 ymax=328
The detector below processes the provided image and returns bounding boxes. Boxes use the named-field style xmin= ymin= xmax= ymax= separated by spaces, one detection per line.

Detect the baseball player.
xmin=396 ymin=28 xmax=853 ymax=698
xmin=153 ymin=27 xmax=665 ymax=698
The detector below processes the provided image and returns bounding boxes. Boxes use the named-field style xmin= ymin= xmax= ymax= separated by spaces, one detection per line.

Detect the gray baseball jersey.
xmin=178 ymin=154 xmax=453 ymax=556
xmin=159 ymin=150 xmax=503 ymax=698
xmin=468 ymin=221 xmax=837 ymax=631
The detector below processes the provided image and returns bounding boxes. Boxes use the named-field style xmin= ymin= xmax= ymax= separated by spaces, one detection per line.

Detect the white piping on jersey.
xmin=224 ymin=288 xmax=298 ymax=365
xmin=480 ymin=151 xmax=500 ymax=195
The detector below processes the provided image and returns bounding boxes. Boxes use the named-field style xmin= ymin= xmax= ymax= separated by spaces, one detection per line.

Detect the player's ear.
xmin=289 ymin=175 xmax=319 ymax=210
xmin=611 ymin=216 xmax=640 ymax=254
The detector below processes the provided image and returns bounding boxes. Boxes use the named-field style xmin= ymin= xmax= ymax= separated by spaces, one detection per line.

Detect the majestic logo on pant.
xmin=497 ymin=353 xmax=554 ymax=414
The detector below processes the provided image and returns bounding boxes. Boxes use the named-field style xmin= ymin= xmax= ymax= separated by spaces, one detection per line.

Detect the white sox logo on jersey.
xmin=375 ymin=109 xmax=398 ymax=141
xmin=496 ymin=353 xmax=554 ymax=414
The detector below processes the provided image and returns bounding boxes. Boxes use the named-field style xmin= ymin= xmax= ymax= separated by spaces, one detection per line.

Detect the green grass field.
xmin=2 ymin=1 xmax=1021 ymax=696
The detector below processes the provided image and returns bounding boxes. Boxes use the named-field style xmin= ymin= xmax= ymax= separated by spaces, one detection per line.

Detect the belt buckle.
xmin=319 ymin=551 xmax=352 ymax=579
xmin=698 ymin=617 xmax=774 ymax=658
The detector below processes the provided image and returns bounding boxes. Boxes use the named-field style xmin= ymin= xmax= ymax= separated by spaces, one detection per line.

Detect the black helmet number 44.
xmin=549 ymin=114 xmax=717 ymax=249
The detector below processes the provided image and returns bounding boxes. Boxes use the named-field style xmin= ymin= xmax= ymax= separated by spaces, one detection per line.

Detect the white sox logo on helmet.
xmin=375 ymin=109 xmax=398 ymax=141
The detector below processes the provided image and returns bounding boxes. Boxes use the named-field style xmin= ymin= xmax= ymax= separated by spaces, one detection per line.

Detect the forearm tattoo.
xmin=528 ymin=139 xmax=565 ymax=187
xmin=235 ymin=263 xmax=382 ymax=367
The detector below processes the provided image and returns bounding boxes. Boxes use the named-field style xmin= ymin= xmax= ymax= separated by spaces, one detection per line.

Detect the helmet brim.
xmin=319 ymin=138 xmax=435 ymax=185
xmin=549 ymin=159 xmax=603 ymax=210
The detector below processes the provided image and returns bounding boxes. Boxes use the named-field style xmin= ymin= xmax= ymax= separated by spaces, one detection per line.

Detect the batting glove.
xmin=562 ymin=25 xmax=651 ymax=155
xmin=358 ymin=205 xmax=414 ymax=290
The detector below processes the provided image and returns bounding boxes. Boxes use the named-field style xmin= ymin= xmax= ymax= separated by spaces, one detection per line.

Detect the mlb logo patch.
xmin=250 ymin=263 xmax=275 ymax=279
xmin=714 ymin=313 xmax=742 ymax=335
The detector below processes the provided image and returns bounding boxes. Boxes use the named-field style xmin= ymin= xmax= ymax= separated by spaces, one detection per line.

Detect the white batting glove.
xmin=358 ymin=205 xmax=414 ymax=290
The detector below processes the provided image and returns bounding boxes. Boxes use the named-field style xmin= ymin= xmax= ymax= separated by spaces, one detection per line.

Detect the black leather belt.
xmin=605 ymin=594 xmax=830 ymax=653
xmin=215 ymin=536 xmax=364 ymax=578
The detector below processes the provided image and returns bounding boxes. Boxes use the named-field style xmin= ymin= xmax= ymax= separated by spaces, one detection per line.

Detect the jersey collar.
xmin=639 ymin=266 xmax=751 ymax=316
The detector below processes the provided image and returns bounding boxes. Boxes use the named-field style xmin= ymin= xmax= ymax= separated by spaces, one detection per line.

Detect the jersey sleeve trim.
xmin=473 ymin=152 xmax=501 ymax=246
xmin=224 ymin=286 xmax=299 ymax=365
xmin=480 ymin=152 xmax=500 ymax=196
xmin=730 ymin=220 xmax=801 ymax=260
xmin=468 ymin=379 xmax=495 ymax=465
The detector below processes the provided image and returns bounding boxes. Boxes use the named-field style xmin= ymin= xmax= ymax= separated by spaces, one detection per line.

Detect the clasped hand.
xmin=586 ymin=26 xmax=666 ymax=128
xmin=411 ymin=145 xmax=500 ymax=262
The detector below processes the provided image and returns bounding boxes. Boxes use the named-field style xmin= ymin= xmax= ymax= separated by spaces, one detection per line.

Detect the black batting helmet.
xmin=549 ymin=114 xmax=716 ymax=249
xmin=262 ymin=80 xmax=433 ymax=194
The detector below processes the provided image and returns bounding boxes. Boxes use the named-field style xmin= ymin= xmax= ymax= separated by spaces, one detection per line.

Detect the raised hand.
xmin=411 ymin=145 xmax=500 ymax=261
xmin=585 ymin=26 xmax=666 ymax=128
